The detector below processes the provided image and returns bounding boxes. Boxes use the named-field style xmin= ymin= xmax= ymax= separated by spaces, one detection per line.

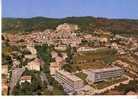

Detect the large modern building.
xmin=86 ymin=66 xmax=124 ymax=83
xmin=55 ymin=70 xmax=84 ymax=92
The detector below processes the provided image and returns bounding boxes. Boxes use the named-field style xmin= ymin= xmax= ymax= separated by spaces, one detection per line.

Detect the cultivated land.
xmin=73 ymin=48 xmax=117 ymax=70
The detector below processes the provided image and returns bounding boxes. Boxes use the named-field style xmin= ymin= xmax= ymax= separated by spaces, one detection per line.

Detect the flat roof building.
xmin=55 ymin=70 xmax=84 ymax=93
xmin=86 ymin=66 xmax=124 ymax=83
xmin=26 ymin=58 xmax=40 ymax=71
xmin=50 ymin=62 xmax=61 ymax=75
xmin=19 ymin=76 xmax=32 ymax=85
xmin=2 ymin=65 xmax=8 ymax=76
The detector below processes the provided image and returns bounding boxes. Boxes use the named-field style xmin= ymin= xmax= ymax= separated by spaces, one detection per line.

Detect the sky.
xmin=2 ymin=0 xmax=138 ymax=19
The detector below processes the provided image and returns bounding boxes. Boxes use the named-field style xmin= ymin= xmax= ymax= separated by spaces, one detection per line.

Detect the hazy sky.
xmin=2 ymin=0 xmax=138 ymax=19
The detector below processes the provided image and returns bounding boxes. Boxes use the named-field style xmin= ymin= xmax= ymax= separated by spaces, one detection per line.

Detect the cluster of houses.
xmin=2 ymin=65 xmax=9 ymax=95
xmin=3 ymin=23 xmax=81 ymax=47
xmin=2 ymin=23 xmax=138 ymax=95
xmin=114 ymin=60 xmax=138 ymax=75
xmin=50 ymin=50 xmax=67 ymax=75
xmin=3 ymin=45 xmax=42 ymax=95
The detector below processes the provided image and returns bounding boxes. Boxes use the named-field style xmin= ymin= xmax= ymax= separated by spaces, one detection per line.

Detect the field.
xmin=73 ymin=48 xmax=117 ymax=70
xmin=75 ymin=72 xmax=87 ymax=81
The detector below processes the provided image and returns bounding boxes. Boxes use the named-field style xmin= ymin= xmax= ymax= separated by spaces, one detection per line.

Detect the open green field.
xmin=73 ymin=48 xmax=117 ymax=70
xmin=75 ymin=72 xmax=88 ymax=85
xmin=75 ymin=72 xmax=87 ymax=81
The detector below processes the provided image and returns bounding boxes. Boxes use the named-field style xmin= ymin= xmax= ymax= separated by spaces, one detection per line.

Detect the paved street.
xmin=9 ymin=67 xmax=25 ymax=95
xmin=40 ymin=72 xmax=53 ymax=91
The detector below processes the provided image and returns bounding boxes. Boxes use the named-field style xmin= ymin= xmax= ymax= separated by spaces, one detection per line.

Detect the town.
xmin=2 ymin=23 xmax=138 ymax=95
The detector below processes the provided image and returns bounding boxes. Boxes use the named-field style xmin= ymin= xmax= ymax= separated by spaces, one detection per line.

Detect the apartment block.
xmin=55 ymin=70 xmax=84 ymax=92
xmin=87 ymin=66 xmax=124 ymax=83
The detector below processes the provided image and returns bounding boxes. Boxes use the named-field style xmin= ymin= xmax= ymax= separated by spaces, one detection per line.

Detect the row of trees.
xmin=35 ymin=44 xmax=66 ymax=95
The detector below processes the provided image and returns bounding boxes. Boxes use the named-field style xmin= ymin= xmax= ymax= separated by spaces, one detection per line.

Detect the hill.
xmin=2 ymin=16 xmax=138 ymax=36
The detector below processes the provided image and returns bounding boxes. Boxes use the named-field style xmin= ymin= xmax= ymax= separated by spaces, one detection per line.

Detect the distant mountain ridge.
xmin=2 ymin=16 xmax=138 ymax=35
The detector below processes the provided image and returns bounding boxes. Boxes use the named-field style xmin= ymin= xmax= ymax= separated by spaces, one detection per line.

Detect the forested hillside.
xmin=2 ymin=16 xmax=138 ymax=35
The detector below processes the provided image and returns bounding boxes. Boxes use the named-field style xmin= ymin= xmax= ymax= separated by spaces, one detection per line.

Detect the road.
xmin=40 ymin=72 xmax=53 ymax=91
xmin=40 ymin=72 xmax=49 ymax=85
xmin=9 ymin=67 xmax=25 ymax=95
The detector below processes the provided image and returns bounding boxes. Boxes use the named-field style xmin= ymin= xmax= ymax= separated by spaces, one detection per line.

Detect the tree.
xmin=116 ymin=80 xmax=138 ymax=94
xmin=62 ymin=64 xmax=77 ymax=73
xmin=31 ymin=73 xmax=42 ymax=92
xmin=13 ymin=81 xmax=32 ymax=95
xmin=66 ymin=45 xmax=74 ymax=64
xmin=35 ymin=44 xmax=51 ymax=65
xmin=20 ymin=81 xmax=32 ymax=95
xmin=62 ymin=64 xmax=72 ymax=72
xmin=43 ymin=64 xmax=50 ymax=74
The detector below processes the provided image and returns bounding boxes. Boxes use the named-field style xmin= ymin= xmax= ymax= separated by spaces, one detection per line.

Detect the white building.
xmin=111 ymin=43 xmax=119 ymax=49
xmin=61 ymin=52 xmax=68 ymax=60
xmin=19 ymin=76 xmax=32 ymax=85
xmin=77 ymin=47 xmax=95 ymax=52
xmin=24 ymin=54 xmax=37 ymax=59
xmin=55 ymin=45 xmax=67 ymax=51
xmin=86 ymin=66 xmax=124 ymax=83
xmin=55 ymin=56 xmax=64 ymax=63
xmin=77 ymin=47 xmax=106 ymax=52
xmin=50 ymin=62 xmax=61 ymax=75
xmin=26 ymin=45 xmax=37 ymax=55
xmin=2 ymin=65 xmax=8 ymax=76
xmin=55 ymin=70 xmax=84 ymax=92
xmin=51 ymin=51 xmax=58 ymax=59
xmin=26 ymin=58 xmax=40 ymax=71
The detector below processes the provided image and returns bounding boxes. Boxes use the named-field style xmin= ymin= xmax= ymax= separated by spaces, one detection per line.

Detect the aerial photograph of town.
xmin=1 ymin=0 xmax=138 ymax=96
